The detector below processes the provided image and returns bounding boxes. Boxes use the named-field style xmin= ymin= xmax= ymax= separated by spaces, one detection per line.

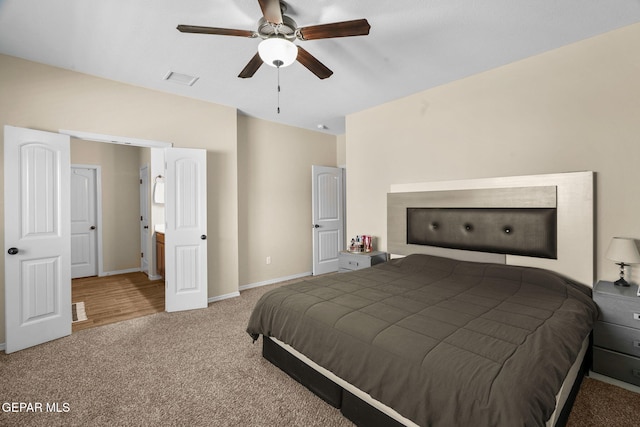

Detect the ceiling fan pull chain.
xmin=275 ymin=59 xmax=283 ymax=114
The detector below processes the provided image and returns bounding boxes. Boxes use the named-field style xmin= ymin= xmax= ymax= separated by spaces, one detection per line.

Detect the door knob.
xmin=313 ymin=224 xmax=320 ymax=229
xmin=201 ymin=235 xmax=207 ymax=240
xmin=90 ymin=226 xmax=96 ymax=230
xmin=8 ymin=247 xmax=19 ymax=255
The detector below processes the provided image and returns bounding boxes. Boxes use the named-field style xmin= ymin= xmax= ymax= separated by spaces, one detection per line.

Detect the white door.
xmin=4 ymin=126 xmax=71 ymax=353
xmin=164 ymin=148 xmax=208 ymax=312
xmin=70 ymin=167 xmax=98 ymax=278
xmin=312 ymin=166 xmax=345 ymax=275
xmin=140 ymin=165 xmax=150 ymax=275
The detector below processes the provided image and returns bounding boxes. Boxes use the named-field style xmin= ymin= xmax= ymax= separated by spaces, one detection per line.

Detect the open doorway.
xmin=5 ymin=126 xmax=209 ymax=352
xmin=69 ymin=138 xmax=165 ymax=331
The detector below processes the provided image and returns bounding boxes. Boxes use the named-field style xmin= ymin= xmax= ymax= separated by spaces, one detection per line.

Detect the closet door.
xmin=312 ymin=165 xmax=344 ymax=275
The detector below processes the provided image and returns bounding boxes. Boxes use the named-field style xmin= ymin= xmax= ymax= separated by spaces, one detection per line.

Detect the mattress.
xmin=247 ymin=254 xmax=598 ymax=426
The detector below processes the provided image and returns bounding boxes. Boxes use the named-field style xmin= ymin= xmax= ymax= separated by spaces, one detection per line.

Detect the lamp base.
xmin=614 ymin=262 xmax=631 ymax=287
xmin=614 ymin=277 xmax=631 ymax=287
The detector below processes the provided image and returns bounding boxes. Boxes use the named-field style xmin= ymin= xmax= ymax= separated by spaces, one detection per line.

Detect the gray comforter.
xmin=247 ymin=254 xmax=597 ymax=426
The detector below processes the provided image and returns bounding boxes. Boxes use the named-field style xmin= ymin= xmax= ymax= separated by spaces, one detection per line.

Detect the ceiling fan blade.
xmin=238 ymin=52 xmax=264 ymax=78
xmin=298 ymin=19 xmax=371 ymax=40
xmin=177 ymin=25 xmax=255 ymax=38
xmin=296 ymin=46 xmax=333 ymax=80
xmin=258 ymin=0 xmax=283 ymax=24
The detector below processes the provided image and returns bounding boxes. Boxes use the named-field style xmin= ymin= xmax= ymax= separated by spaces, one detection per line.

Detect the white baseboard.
xmin=207 ymin=271 xmax=312 ymax=304
xmin=239 ymin=271 xmax=312 ymax=291
xmin=208 ymin=291 xmax=240 ymax=304
xmin=99 ymin=267 xmax=141 ymax=277
xmin=0 ymin=342 xmax=5 ymax=352
xmin=147 ymin=274 xmax=162 ymax=280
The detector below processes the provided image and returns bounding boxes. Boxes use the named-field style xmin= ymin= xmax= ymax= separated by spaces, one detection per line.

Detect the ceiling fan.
xmin=177 ymin=0 xmax=371 ymax=79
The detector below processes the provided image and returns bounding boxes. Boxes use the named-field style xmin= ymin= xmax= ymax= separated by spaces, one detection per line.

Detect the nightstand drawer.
xmin=593 ymin=347 xmax=640 ymax=387
xmin=339 ymin=254 xmax=372 ymax=270
xmin=594 ymin=321 xmax=640 ymax=358
xmin=338 ymin=251 xmax=387 ymax=272
xmin=595 ymin=294 xmax=640 ymax=329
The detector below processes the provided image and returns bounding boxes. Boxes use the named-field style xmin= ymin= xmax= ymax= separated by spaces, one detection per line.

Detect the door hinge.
xmin=141 ymin=252 xmax=144 ymax=258
xmin=141 ymin=216 xmax=143 ymax=221
xmin=140 ymin=179 xmax=143 ymax=184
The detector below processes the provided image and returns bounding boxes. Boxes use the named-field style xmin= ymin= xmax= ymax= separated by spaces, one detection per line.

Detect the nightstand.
xmin=338 ymin=251 xmax=387 ymax=272
xmin=592 ymin=280 xmax=640 ymax=387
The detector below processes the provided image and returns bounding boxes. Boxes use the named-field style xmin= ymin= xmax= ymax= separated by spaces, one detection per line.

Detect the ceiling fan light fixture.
xmin=258 ymin=37 xmax=297 ymax=68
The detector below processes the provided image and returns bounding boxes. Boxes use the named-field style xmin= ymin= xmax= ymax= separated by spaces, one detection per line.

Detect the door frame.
xmin=61 ymin=129 xmax=172 ymax=281
xmin=139 ymin=164 xmax=150 ymax=275
xmin=71 ymin=164 xmax=103 ymax=277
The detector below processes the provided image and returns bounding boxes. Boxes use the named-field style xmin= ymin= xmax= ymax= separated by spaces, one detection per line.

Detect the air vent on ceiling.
xmin=163 ymin=71 xmax=199 ymax=86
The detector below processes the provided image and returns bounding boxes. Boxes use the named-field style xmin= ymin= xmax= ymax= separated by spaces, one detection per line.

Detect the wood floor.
xmin=72 ymin=272 xmax=165 ymax=332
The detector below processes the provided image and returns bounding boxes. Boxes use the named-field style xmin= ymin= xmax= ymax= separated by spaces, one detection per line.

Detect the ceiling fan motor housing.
xmin=257 ymin=15 xmax=297 ymax=40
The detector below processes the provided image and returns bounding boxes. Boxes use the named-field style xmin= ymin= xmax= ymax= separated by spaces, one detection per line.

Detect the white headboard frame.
xmin=388 ymin=171 xmax=594 ymax=287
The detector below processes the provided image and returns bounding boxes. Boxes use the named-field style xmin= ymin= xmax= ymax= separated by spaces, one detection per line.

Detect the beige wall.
xmin=0 ymin=54 xmax=239 ymax=343
xmin=336 ymin=134 xmax=346 ymax=167
xmin=71 ymin=139 xmax=143 ymax=272
xmin=237 ymin=115 xmax=337 ymax=286
xmin=346 ymin=22 xmax=640 ymax=285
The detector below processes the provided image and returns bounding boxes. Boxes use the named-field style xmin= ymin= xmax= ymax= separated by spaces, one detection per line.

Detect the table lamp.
xmin=605 ymin=237 xmax=640 ymax=287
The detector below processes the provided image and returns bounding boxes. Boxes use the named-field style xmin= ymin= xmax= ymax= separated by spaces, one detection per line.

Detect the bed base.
xmin=263 ymin=335 xmax=342 ymax=408
xmin=262 ymin=335 xmax=590 ymax=427
xmin=553 ymin=334 xmax=592 ymax=427
xmin=553 ymin=370 xmax=586 ymax=427
xmin=263 ymin=336 xmax=404 ymax=427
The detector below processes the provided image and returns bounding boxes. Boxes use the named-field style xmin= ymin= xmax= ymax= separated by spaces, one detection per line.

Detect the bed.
xmin=247 ymin=172 xmax=597 ymax=427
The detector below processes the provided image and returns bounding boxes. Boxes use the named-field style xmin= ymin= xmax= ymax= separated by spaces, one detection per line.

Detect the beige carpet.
xmin=566 ymin=377 xmax=640 ymax=427
xmin=0 ymin=281 xmax=638 ymax=426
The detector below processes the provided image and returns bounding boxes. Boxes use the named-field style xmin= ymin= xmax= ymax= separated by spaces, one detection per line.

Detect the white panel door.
xmin=312 ymin=166 xmax=344 ymax=275
xmin=70 ymin=167 xmax=98 ymax=278
xmin=164 ymin=148 xmax=208 ymax=312
xmin=4 ymin=125 xmax=71 ymax=353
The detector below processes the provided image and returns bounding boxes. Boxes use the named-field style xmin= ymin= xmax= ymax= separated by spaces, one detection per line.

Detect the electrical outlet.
xmin=266 ymin=256 xmax=271 ymax=265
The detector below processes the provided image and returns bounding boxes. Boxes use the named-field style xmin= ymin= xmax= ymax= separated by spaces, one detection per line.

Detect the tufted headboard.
xmin=387 ymin=172 xmax=594 ymax=286
xmin=406 ymin=207 xmax=557 ymax=259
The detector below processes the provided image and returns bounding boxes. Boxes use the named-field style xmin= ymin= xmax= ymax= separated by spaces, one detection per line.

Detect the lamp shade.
xmin=605 ymin=237 xmax=640 ymax=264
xmin=258 ymin=37 xmax=297 ymax=68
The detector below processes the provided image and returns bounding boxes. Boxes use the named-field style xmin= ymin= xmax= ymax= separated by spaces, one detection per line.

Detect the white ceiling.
xmin=1 ymin=0 xmax=639 ymax=135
